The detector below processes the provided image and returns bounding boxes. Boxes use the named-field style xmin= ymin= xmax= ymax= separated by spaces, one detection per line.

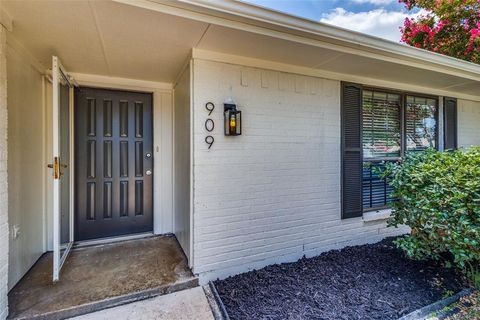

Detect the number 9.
xmin=205 ymin=135 xmax=214 ymax=149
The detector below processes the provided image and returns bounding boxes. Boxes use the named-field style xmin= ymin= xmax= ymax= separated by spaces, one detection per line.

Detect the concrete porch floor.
xmin=8 ymin=235 xmax=198 ymax=320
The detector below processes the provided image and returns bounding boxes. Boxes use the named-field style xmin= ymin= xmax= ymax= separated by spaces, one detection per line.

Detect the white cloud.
xmin=320 ymin=8 xmax=427 ymax=42
xmin=351 ymin=0 xmax=396 ymax=4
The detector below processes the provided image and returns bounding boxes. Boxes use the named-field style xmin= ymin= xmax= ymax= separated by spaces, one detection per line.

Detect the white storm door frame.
xmin=52 ymin=56 xmax=75 ymax=281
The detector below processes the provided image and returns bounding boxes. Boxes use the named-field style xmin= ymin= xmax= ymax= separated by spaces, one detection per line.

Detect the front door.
xmin=75 ymin=87 xmax=153 ymax=241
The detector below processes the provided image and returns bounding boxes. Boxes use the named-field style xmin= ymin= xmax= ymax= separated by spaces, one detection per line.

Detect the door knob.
xmin=146 ymin=153 xmax=152 ymax=158
xmin=146 ymin=170 xmax=152 ymax=176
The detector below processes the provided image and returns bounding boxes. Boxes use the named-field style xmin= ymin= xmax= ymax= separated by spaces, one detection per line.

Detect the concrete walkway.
xmin=71 ymin=287 xmax=214 ymax=320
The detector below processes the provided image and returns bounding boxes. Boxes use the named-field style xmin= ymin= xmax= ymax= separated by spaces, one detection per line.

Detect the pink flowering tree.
xmin=400 ymin=0 xmax=480 ymax=63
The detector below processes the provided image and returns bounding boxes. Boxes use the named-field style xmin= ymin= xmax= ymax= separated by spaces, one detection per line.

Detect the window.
xmin=341 ymin=83 xmax=454 ymax=219
xmin=406 ymin=96 xmax=437 ymax=152
xmin=362 ymin=90 xmax=401 ymax=159
xmin=362 ymin=89 xmax=437 ymax=211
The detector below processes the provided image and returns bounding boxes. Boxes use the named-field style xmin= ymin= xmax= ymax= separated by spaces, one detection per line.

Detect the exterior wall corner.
xmin=0 ymin=25 xmax=9 ymax=320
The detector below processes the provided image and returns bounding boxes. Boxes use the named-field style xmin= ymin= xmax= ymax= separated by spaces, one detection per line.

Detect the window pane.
xmin=362 ymin=90 xmax=401 ymax=158
xmin=363 ymin=161 xmax=395 ymax=210
xmin=406 ymin=96 xmax=437 ymax=152
xmin=362 ymin=90 xmax=400 ymax=210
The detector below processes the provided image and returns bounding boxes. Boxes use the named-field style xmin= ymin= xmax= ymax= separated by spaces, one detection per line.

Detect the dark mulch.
xmin=214 ymin=238 xmax=469 ymax=320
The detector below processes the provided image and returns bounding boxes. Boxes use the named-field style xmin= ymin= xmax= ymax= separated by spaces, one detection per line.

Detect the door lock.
xmin=47 ymin=163 xmax=67 ymax=168
xmin=47 ymin=158 xmax=68 ymax=179
xmin=47 ymin=157 xmax=60 ymax=179
xmin=145 ymin=170 xmax=152 ymax=176
xmin=146 ymin=153 xmax=152 ymax=158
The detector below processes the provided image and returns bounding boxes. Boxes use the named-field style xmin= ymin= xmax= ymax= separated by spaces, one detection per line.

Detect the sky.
xmin=244 ymin=0 xmax=424 ymax=42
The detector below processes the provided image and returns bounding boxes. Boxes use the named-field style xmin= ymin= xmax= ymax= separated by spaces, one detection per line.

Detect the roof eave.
xmin=175 ymin=0 xmax=480 ymax=78
xmin=116 ymin=0 xmax=480 ymax=81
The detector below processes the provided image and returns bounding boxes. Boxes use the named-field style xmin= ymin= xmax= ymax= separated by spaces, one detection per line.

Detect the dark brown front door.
xmin=75 ymin=87 xmax=153 ymax=241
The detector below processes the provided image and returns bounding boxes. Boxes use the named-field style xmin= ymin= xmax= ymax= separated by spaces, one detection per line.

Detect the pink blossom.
xmin=434 ymin=20 xmax=449 ymax=32
xmin=469 ymin=28 xmax=480 ymax=41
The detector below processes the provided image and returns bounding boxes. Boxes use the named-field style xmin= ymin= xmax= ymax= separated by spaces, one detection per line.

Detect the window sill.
xmin=363 ymin=209 xmax=392 ymax=222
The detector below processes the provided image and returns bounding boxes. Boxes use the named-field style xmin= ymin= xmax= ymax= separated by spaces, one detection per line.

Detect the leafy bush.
xmin=467 ymin=263 xmax=480 ymax=289
xmin=383 ymin=147 xmax=480 ymax=277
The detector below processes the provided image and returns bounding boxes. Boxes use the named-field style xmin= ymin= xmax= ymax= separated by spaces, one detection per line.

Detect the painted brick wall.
xmin=6 ymin=40 xmax=45 ymax=290
xmin=192 ymin=59 xmax=406 ymax=283
xmin=458 ymin=99 xmax=480 ymax=148
xmin=0 ymin=26 xmax=9 ymax=320
xmin=174 ymin=63 xmax=192 ymax=264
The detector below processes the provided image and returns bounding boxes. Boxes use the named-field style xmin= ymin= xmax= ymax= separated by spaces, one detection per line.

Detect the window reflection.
xmin=406 ymin=96 xmax=437 ymax=152
xmin=362 ymin=90 xmax=401 ymax=159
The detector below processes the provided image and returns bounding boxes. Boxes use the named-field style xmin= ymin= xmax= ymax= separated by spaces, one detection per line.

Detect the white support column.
xmin=0 ymin=25 xmax=9 ymax=320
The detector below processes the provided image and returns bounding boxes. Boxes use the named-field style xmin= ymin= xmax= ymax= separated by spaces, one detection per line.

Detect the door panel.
xmin=75 ymin=87 xmax=153 ymax=241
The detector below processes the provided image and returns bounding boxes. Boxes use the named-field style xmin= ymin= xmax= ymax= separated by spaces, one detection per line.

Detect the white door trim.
xmin=70 ymin=73 xmax=175 ymax=236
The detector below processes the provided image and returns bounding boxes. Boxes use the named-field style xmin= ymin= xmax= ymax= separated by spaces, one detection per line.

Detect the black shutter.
xmin=342 ymin=83 xmax=363 ymax=219
xmin=444 ymin=97 xmax=457 ymax=150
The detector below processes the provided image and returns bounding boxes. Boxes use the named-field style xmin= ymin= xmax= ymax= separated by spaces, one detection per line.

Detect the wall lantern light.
xmin=224 ymin=101 xmax=242 ymax=136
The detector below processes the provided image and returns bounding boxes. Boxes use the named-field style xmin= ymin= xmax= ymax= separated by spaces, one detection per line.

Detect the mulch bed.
xmin=214 ymin=238 xmax=469 ymax=320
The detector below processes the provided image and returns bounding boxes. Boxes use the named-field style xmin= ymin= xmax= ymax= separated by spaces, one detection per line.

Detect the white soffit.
xmin=125 ymin=0 xmax=480 ymax=97
xmin=2 ymin=0 xmax=208 ymax=83
xmin=4 ymin=1 xmax=107 ymax=75
xmin=167 ymin=0 xmax=480 ymax=78
xmin=193 ymin=24 xmax=480 ymax=97
xmin=3 ymin=0 xmax=480 ymax=97
xmin=89 ymin=1 xmax=207 ymax=82
xmin=196 ymin=25 xmax=344 ymax=68
xmin=318 ymin=54 xmax=477 ymax=90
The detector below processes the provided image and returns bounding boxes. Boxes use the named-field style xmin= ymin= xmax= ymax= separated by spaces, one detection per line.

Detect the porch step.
xmin=70 ymin=286 xmax=213 ymax=320
xmin=14 ymin=277 xmax=199 ymax=320
xmin=8 ymin=235 xmax=198 ymax=320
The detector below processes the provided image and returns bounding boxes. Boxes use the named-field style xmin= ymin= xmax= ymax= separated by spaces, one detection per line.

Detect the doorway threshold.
xmin=8 ymin=235 xmax=198 ymax=320
xmin=74 ymin=232 xmax=156 ymax=248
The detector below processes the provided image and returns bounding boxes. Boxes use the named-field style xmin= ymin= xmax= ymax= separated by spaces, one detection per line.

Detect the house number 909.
xmin=205 ymin=102 xmax=215 ymax=149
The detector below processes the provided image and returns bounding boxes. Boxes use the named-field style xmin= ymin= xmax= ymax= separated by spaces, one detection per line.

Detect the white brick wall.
xmin=174 ymin=63 xmax=192 ymax=264
xmin=7 ymin=39 xmax=46 ymax=290
xmin=0 ymin=26 xmax=9 ymax=320
xmin=192 ymin=60 xmax=406 ymax=283
xmin=458 ymin=99 xmax=480 ymax=148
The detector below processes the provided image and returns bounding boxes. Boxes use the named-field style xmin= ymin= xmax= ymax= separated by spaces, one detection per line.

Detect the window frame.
xmin=362 ymin=86 xmax=439 ymax=212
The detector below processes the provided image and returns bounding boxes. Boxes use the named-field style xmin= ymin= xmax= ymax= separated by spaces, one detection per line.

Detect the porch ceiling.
xmin=3 ymin=0 xmax=480 ymax=98
xmin=2 ymin=0 xmax=208 ymax=83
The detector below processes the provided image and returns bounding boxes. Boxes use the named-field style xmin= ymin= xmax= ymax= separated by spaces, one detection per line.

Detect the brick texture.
xmin=458 ymin=99 xmax=480 ymax=148
xmin=0 ymin=26 xmax=9 ymax=320
xmin=192 ymin=60 xmax=407 ymax=283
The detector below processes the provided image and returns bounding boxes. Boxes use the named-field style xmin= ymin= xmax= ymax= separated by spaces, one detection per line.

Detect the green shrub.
xmin=383 ymin=147 xmax=480 ymax=277
xmin=467 ymin=263 xmax=480 ymax=289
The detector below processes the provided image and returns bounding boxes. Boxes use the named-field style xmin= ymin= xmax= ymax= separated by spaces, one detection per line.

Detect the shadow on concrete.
xmin=8 ymin=235 xmax=197 ymax=319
